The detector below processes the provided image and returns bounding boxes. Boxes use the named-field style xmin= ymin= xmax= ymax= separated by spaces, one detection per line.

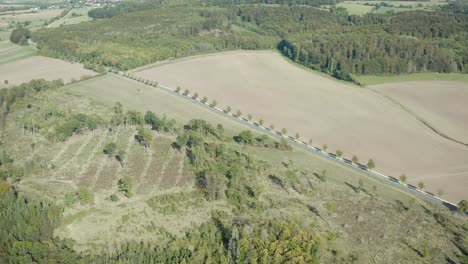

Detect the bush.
xmin=77 ymin=187 xmax=94 ymax=205
xmin=119 ymin=176 xmax=135 ymax=198
xmin=234 ymin=130 xmax=254 ymax=144
xmin=103 ymin=142 xmax=117 ymax=157
xmin=10 ymin=28 xmax=31 ymax=45
xmin=110 ymin=194 xmax=119 ymax=202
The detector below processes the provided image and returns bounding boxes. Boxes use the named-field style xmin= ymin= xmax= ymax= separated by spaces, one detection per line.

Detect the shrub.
xmin=77 ymin=187 xmax=93 ymax=205
xmin=201 ymin=96 xmax=208 ymax=103
xmin=399 ymin=174 xmax=407 ymax=183
xmin=110 ymin=194 xmax=119 ymax=202
xmin=326 ymin=203 xmax=336 ymax=216
xmin=234 ymin=130 xmax=254 ymax=144
xmin=103 ymin=142 xmax=117 ymax=157
xmin=336 ymin=150 xmax=343 ymax=157
xmin=10 ymin=27 xmax=31 ymax=45
xmin=118 ymin=176 xmax=135 ymax=198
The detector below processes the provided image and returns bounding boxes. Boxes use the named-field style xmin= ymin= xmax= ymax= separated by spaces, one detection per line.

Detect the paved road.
xmin=109 ymin=70 xmax=460 ymax=211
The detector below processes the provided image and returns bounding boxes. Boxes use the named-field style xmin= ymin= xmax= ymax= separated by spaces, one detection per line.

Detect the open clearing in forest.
xmin=47 ymin=8 xmax=92 ymax=28
xmin=0 ymin=55 xmax=96 ymax=86
xmin=133 ymin=50 xmax=468 ymax=202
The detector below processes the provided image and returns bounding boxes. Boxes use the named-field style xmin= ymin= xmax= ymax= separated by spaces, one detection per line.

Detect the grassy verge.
xmin=357 ymin=72 xmax=468 ymax=86
xmin=0 ymin=45 xmax=37 ymax=64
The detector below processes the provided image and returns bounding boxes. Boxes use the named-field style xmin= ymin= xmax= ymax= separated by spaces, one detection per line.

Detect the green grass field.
xmin=374 ymin=5 xmax=427 ymax=14
xmin=336 ymin=2 xmax=375 ymax=15
xmin=357 ymin=72 xmax=468 ymax=85
xmin=65 ymin=74 xmax=253 ymax=137
xmin=0 ymin=43 xmax=36 ymax=64
xmin=48 ymin=8 xmax=92 ymax=28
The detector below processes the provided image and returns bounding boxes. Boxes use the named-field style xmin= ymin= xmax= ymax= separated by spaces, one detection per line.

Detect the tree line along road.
xmin=107 ymin=69 xmax=461 ymax=212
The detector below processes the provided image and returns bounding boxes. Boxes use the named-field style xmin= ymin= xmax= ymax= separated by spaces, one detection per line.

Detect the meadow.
xmin=0 ymin=40 xmax=36 ymax=64
xmin=336 ymin=2 xmax=375 ymax=15
xmin=47 ymin=8 xmax=92 ymax=28
xmin=133 ymin=51 xmax=468 ymax=202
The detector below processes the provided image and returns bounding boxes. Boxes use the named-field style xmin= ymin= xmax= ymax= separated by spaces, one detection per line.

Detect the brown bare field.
xmin=371 ymin=81 xmax=468 ymax=144
xmin=134 ymin=51 xmax=468 ymax=202
xmin=0 ymin=55 xmax=96 ymax=85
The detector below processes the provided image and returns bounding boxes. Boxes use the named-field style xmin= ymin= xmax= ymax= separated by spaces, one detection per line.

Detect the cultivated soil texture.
xmin=0 ymin=55 xmax=96 ymax=85
xmin=133 ymin=51 xmax=468 ymax=202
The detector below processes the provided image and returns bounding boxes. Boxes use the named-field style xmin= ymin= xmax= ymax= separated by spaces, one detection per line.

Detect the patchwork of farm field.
xmin=0 ymin=8 xmax=63 ymax=28
xmin=0 ymin=55 xmax=96 ymax=86
xmin=133 ymin=50 xmax=468 ymax=202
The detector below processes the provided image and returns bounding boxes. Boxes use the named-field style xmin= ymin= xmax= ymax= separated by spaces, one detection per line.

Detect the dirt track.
xmin=134 ymin=51 xmax=468 ymax=202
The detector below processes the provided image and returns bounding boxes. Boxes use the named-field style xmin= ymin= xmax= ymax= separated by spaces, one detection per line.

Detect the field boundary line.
xmin=371 ymin=89 xmax=468 ymax=148
xmin=130 ymin=50 xmax=276 ymax=73
xmin=107 ymin=70 xmax=461 ymax=211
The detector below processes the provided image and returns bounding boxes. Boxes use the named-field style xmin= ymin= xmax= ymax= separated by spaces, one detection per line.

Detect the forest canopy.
xmin=32 ymin=4 xmax=468 ymax=80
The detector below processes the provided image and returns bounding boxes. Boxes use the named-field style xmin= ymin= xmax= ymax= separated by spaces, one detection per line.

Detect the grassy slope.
xmin=336 ymin=2 xmax=375 ymax=15
xmin=48 ymin=8 xmax=92 ymax=28
xmin=0 ymin=44 xmax=37 ymax=64
xmin=358 ymin=72 xmax=468 ymax=85
xmin=2 ymin=75 xmax=466 ymax=262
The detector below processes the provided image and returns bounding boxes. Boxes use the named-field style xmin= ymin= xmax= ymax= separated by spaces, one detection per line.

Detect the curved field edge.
xmin=128 ymin=51 xmax=468 ymax=202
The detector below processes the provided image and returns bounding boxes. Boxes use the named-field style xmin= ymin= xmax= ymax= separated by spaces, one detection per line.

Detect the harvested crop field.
xmin=133 ymin=51 xmax=468 ymax=202
xmin=371 ymin=81 xmax=468 ymax=144
xmin=0 ymin=55 xmax=96 ymax=85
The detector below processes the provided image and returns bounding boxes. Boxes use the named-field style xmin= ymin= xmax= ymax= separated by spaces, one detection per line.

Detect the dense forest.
xmin=32 ymin=2 xmax=468 ymax=81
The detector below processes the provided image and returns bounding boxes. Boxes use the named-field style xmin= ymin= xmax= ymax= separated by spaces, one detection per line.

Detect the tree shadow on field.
xmin=344 ymin=182 xmax=359 ymax=193
xmin=402 ymin=240 xmax=423 ymax=258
